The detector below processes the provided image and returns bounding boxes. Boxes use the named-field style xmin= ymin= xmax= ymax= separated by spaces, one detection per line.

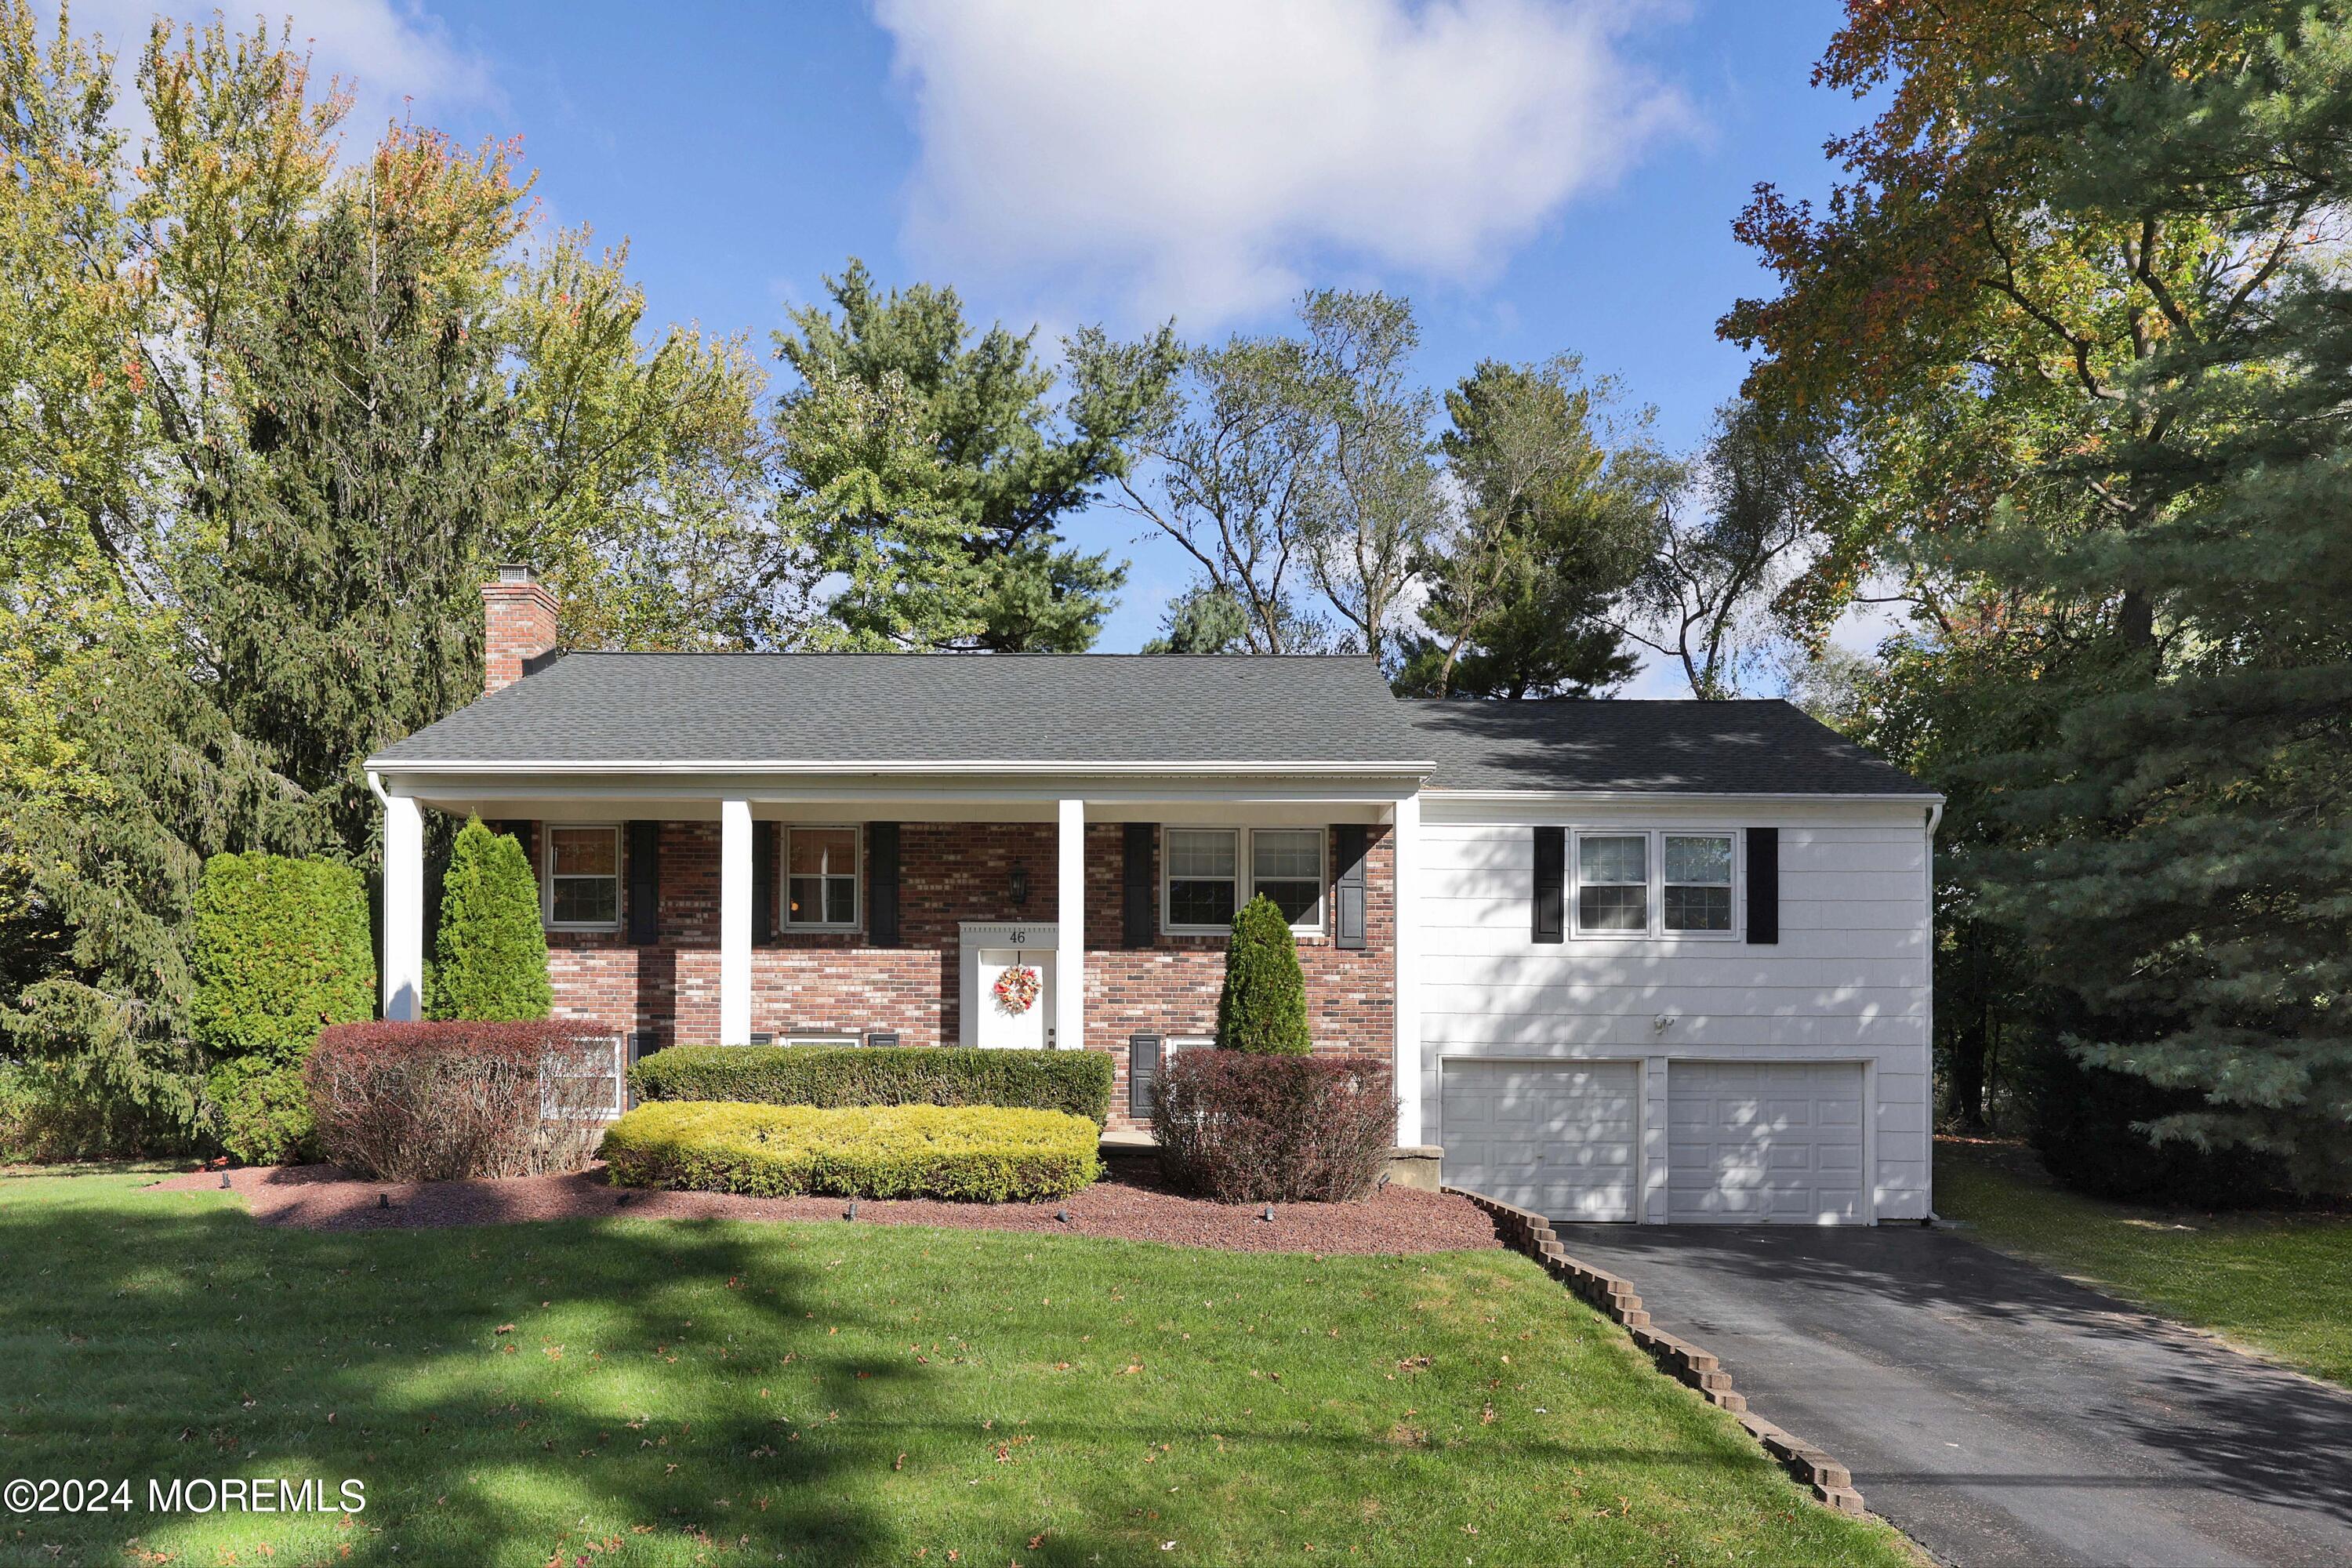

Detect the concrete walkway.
xmin=1552 ymin=1223 xmax=2352 ymax=1568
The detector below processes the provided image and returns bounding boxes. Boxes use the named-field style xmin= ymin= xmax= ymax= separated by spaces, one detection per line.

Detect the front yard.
xmin=0 ymin=1166 xmax=1915 ymax=1567
xmin=1936 ymin=1138 xmax=2352 ymax=1388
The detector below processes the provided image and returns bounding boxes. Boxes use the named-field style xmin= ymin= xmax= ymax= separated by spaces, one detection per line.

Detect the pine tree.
xmin=775 ymin=260 xmax=1171 ymax=651
xmin=430 ymin=820 xmax=550 ymax=1022
xmin=1216 ymin=895 xmax=1312 ymax=1056
xmin=1392 ymin=358 xmax=1651 ymax=699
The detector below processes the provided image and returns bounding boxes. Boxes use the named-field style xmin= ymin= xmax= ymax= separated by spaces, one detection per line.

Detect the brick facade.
xmin=524 ymin=818 xmax=1397 ymax=1131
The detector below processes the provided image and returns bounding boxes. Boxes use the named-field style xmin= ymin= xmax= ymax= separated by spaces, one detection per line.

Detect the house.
xmin=365 ymin=567 xmax=1943 ymax=1224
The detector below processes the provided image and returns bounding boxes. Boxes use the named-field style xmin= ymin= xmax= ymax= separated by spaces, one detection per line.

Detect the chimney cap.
xmin=495 ymin=562 xmax=538 ymax=586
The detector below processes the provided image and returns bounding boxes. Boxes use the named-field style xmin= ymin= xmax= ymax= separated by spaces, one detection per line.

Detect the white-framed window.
xmin=543 ymin=825 xmax=622 ymax=930
xmin=1568 ymin=829 xmax=1740 ymax=940
xmin=1251 ymin=829 xmax=1325 ymax=931
xmin=781 ymin=826 xmax=858 ymax=930
xmin=1162 ymin=827 xmax=1327 ymax=935
xmin=1573 ymin=832 xmax=1649 ymax=936
xmin=1662 ymin=833 xmax=1736 ymax=934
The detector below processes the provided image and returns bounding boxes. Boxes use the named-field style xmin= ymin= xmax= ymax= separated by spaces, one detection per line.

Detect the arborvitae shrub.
xmin=430 ymin=818 xmax=551 ymax=1022
xmin=1216 ymin=894 xmax=1312 ymax=1055
xmin=188 ymin=852 xmax=375 ymax=1064
xmin=205 ymin=1057 xmax=318 ymax=1164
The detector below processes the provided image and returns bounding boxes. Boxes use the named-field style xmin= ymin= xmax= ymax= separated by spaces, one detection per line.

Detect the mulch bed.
xmin=149 ymin=1156 xmax=1503 ymax=1255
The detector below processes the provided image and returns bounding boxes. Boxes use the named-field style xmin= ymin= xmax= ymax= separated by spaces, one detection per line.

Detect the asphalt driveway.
xmin=1552 ymin=1223 xmax=2352 ymax=1568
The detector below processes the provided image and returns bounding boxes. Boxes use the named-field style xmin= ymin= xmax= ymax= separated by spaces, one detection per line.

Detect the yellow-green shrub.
xmin=597 ymin=1102 xmax=1101 ymax=1202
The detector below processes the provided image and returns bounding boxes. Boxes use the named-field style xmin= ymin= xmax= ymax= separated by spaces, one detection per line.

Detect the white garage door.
xmin=1440 ymin=1059 xmax=1639 ymax=1221
xmin=1668 ymin=1062 xmax=1865 ymax=1224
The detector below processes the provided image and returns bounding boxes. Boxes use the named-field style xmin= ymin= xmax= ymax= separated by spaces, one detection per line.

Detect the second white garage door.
xmin=1668 ymin=1061 xmax=1866 ymax=1224
xmin=1440 ymin=1059 xmax=1638 ymax=1221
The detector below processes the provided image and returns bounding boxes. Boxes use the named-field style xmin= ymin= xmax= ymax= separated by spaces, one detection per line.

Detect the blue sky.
xmin=78 ymin=0 xmax=1870 ymax=681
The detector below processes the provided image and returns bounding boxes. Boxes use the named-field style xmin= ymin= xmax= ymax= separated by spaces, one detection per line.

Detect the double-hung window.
xmin=1662 ymin=833 xmax=1735 ymax=932
xmin=1164 ymin=829 xmax=1240 ymax=930
xmin=1570 ymin=829 xmax=1738 ymax=938
xmin=1574 ymin=833 xmax=1649 ymax=935
xmin=545 ymin=826 xmax=622 ymax=930
xmin=1163 ymin=828 xmax=1326 ymax=935
xmin=782 ymin=826 xmax=858 ymax=930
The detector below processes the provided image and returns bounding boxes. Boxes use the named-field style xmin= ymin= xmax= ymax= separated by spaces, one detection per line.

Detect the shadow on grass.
xmin=0 ymin=1175 xmax=1870 ymax=1568
xmin=2 ymin=1178 xmax=935 ymax=1564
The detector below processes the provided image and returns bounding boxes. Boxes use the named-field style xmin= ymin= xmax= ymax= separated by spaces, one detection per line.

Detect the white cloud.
xmin=59 ymin=0 xmax=496 ymax=154
xmin=873 ymin=0 xmax=1690 ymax=326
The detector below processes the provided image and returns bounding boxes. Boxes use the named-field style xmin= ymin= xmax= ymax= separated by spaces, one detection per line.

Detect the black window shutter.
xmin=1532 ymin=826 xmax=1566 ymax=944
xmin=1333 ymin=825 xmax=1368 ymax=950
xmin=869 ymin=822 xmax=901 ymax=947
xmin=1122 ymin=823 xmax=1156 ymax=948
xmin=1128 ymin=1032 xmax=1162 ymax=1118
xmin=626 ymin=821 xmax=660 ymax=944
xmin=750 ymin=821 xmax=774 ymax=945
xmin=1747 ymin=827 xmax=1780 ymax=945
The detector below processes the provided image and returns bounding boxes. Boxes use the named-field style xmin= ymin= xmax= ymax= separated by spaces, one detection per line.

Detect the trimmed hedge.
xmin=630 ymin=1045 xmax=1114 ymax=1124
xmin=190 ymin=852 xmax=375 ymax=1063
xmin=598 ymin=1102 xmax=1102 ymax=1201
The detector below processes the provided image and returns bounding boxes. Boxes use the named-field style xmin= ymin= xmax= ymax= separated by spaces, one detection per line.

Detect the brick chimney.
xmin=482 ymin=564 xmax=558 ymax=694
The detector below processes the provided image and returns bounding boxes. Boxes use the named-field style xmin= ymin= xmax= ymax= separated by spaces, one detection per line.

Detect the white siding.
xmin=1418 ymin=796 xmax=1936 ymax=1222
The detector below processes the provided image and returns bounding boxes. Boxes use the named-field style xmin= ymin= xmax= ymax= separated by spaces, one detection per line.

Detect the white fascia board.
xmin=367 ymin=757 xmax=1434 ymax=779
xmin=1422 ymin=787 xmax=1944 ymax=804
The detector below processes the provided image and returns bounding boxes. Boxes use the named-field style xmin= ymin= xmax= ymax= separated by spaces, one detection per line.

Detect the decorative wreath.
xmin=992 ymin=964 xmax=1043 ymax=1014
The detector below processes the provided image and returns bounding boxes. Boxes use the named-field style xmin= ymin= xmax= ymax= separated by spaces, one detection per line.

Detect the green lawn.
xmin=1936 ymin=1138 xmax=2352 ymax=1388
xmin=0 ymin=1167 xmax=1913 ymax=1567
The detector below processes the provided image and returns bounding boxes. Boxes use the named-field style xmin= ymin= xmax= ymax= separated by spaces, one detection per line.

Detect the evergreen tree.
xmin=775 ymin=260 xmax=1171 ymax=650
xmin=430 ymin=819 xmax=550 ymax=1022
xmin=1395 ymin=358 xmax=1650 ymax=699
xmin=182 ymin=169 xmax=518 ymax=854
xmin=1216 ymin=895 xmax=1312 ymax=1056
xmin=1142 ymin=586 xmax=1254 ymax=655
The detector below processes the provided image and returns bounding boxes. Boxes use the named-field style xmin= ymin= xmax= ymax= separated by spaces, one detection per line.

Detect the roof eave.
xmin=365 ymin=757 xmax=1437 ymax=779
xmin=1422 ymin=786 xmax=1944 ymax=804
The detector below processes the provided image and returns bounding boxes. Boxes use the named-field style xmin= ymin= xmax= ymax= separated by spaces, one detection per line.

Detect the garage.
xmin=1439 ymin=1059 xmax=1639 ymax=1221
xmin=1667 ymin=1061 xmax=1866 ymax=1224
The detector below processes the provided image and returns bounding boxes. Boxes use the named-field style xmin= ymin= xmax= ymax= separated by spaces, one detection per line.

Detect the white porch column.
xmin=720 ymin=799 xmax=753 ymax=1045
xmin=380 ymin=790 xmax=425 ymax=1021
xmin=1055 ymin=797 xmax=1085 ymax=1051
xmin=1392 ymin=792 xmax=1423 ymax=1145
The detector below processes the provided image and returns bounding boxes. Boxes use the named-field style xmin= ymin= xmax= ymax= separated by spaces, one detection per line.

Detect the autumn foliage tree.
xmin=1730 ymin=0 xmax=2352 ymax=1190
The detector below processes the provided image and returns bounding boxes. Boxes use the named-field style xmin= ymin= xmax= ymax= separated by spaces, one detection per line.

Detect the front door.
xmin=960 ymin=922 xmax=1058 ymax=1050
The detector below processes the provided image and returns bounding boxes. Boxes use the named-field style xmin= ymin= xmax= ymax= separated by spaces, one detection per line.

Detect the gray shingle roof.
xmin=370 ymin=654 xmax=1931 ymax=795
xmin=369 ymin=653 xmax=1430 ymax=768
xmin=1405 ymin=699 xmax=1933 ymax=796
